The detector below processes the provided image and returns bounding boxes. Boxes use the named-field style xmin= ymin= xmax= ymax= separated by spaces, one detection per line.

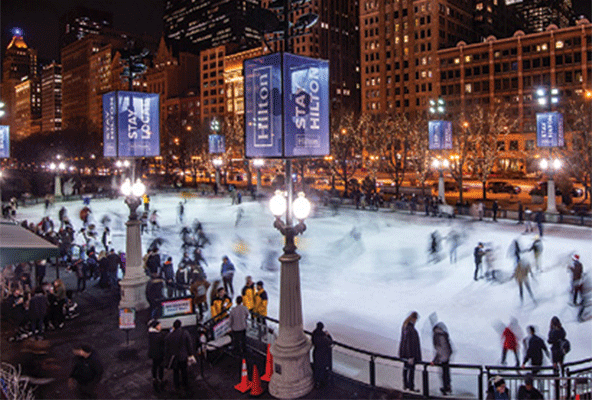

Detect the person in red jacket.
xmin=501 ymin=319 xmax=520 ymax=366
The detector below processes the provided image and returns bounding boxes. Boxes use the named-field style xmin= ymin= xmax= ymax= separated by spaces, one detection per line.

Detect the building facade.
xmin=60 ymin=7 xmax=113 ymax=48
xmin=41 ymin=62 xmax=62 ymax=132
xmin=508 ymin=0 xmax=574 ymax=33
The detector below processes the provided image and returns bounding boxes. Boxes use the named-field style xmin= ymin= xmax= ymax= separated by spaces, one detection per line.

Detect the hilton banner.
xmin=536 ymin=112 xmax=564 ymax=148
xmin=244 ymin=53 xmax=329 ymax=158
xmin=103 ymin=91 xmax=160 ymax=157
xmin=208 ymin=134 xmax=225 ymax=154
xmin=428 ymin=120 xmax=453 ymax=150
xmin=0 ymin=126 xmax=9 ymax=158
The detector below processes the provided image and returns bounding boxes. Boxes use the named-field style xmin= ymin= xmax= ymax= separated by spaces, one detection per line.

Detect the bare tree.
xmin=407 ymin=114 xmax=431 ymax=196
xmin=330 ymin=111 xmax=364 ymax=197
xmin=448 ymin=116 xmax=475 ymax=205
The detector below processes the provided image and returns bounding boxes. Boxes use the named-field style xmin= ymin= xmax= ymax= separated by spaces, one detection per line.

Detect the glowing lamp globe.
xmin=49 ymin=162 xmax=56 ymax=171
xmin=539 ymin=159 xmax=548 ymax=170
xmin=432 ymin=159 xmax=441 ymax=168
xmin=270 ymin=190 xmax=286 ymax=217
xmin=121 ymin=178 xmax=132 ymax=196
xmin=553 ymin=159 xmax=561 ymax=170
xmin=132 ymin=180 xmax=146 ymax=197
xmin=442 ymin=159 xmax=450 ymax=168
xmin=293 ymin=192 xmax=311 ymax=220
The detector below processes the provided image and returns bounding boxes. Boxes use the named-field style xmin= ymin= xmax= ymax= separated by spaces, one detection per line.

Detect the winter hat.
xmin=524 ymin=374 xmax=534 ymax=386
xmin=572 ymin=254 xmax=580 ymax=261
xmin=493 ymin=376 xmax=505 ymax=388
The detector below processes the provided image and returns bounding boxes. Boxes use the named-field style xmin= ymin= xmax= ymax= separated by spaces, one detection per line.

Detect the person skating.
xmin=517 ymin=374 xmax=543 ymax=400
xmin=474 ymin=243 xmax=485 ymax=281
xmin=398 ymin=311 xmax=421 ymax=392
xmin=177 ymin=202 xmax=185 ymax=224
xmin=529 ymin=236 xmax=543 ymax=272
xmin=101 ymin=227 xmax=111 ymax=252
xmin=431 ymin=322 xmax=453 ymax=395
xmin=492 ymin=201 xmax=499 ymax=222
xmin=148 ymin=320 xmax=166 ymax=392
xmin=189 ymin=274 xmax=210 ymax=321
xmin=228 ymin=296 xmax=249 ymax=355
xmin=535 ymin=211 xmax=544 ymax=237
xmin=164 ymin=319 xmax=195 ymax=394
xmin=312 ymin=321 xmax=333 ymax=389
xmin=501 ymin=319 xmax=520 ymax=367
xmin=513 ymin=260 xmax=536 ymax=305
xmin=517 ymin=201 xmax=524 ymax=225
xmin=220 ymin=256 xmax=235 ymax=297
xmin=547 ymin=316 xmax=567 ymax=374
xmin=68 ymin=344 xmax=103 ymax=399
xmin=522 ymin=325 xmax=548 ymax=375
xmin=569 ymin=254 xmax=584 ymax=305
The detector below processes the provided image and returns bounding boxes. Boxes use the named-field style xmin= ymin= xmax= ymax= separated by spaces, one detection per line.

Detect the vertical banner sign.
xmin=283 ymin=53 xmax=330 ymax=157
xmin=244 ymin=53 xmax=283 ymax=158
xmin=428 ymin=120 xmax=453 ymax=150
xmin=118 ymin=308 xmax=136 ymax=329
xmin=536 ymin=112 xmax=564 ymax=147
xmin=0 ymin=126 xmax=9 ymax=158
xmin=103 ymin=92 xmax=117 ymax=157
xmin=208 ymin=134 xmax=225 ymax=154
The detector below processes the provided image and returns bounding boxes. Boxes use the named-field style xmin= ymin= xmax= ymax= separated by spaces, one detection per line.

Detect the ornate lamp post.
xmin=49 ymin=161 xmax=66 ymax=198
xmin=212 ymin=158 xmax=223 ymax=190
xmin=536 ymin=87 xmax=560 ymax=214
xmin=269 ymin=189 xmax=313 ymax=399
xmin=432 ymin=158 xmax=449 ymax=204
xmin=253 ymin=159 xmax=264 ymax=194
xmin=118 ymin=177 xmax=149 ymax=310
xmin=539 ymin=157 xmax=561 ymax=214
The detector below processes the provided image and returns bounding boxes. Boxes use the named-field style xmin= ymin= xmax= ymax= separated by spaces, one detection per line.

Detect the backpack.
xmin=560 ymin=338 xmax=571 ymax=355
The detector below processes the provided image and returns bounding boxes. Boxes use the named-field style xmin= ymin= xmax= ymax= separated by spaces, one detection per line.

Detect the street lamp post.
xmin=539 ymin=158 xmax=561 ymax=214
xmin=269 ymin=187 xmax=313 ymax=399
xmin=536 ymin=87 xmax=560 ymax=214
xmin=212 ymin=158 xmax=223 ymax=191
xmin=253 ymin=159 xmax=264 ymax=195
xmin=49 ymin=161 xmax=66 ymax=198
xmin=432 ymin=158 xmax=449 ymax=204
xmin=118 ymin=177 xmax=149 ymax=310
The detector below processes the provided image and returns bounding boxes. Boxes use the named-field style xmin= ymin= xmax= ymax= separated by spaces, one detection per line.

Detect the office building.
xmin=60 ymin=7 xmax=113 ymax=48
xmin=41 ymin=62 xmax=62 ymax=132
xmin=508 ymin=0 xmax=574 ymax=33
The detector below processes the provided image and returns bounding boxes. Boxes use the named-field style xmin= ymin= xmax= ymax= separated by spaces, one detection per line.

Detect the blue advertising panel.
xmin=244 ymin=53 xmax=283 ymax=158
xmin=0 ymin=126 xmax=9 ymax=158
xmin=208 ymin=134 xmax=225 ymax=154
xmin=536 ymin=112 xmax=564 ymax=147
xmin=428 ymin=120 xmax=453 ymax=150
xmin=116 ymin=91 xmax=160 ymax=157
xmin=282 ymin=53 xmax=330 ymax=157
xmin=102 ymin=92 xmax=117 ymax=157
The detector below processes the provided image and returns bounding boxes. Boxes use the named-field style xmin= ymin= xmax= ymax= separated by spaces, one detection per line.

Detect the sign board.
xmin=102 ymin=91 xmax=160 ymax=157
xmin=428 ymin=120 xmax=453 ymax=150
xmin=161 ymin=297 xmax=194 ymax=318
xmin=244 ymin=52 xmax=330 ymax=158
xmin=536 ymin=112 xmax=564 ymax=147
xmin=0 ymin=126 xmax=9 ymax=158
xmin=208 ymin=134 xmax=225 ymax=154
xmin=213 ymin=317 xmax=231 ymax=340
xmin=119 ymin=308 xmax=136 ymax=330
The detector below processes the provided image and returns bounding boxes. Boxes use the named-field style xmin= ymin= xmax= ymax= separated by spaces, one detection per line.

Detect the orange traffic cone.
xmin=250 ymin=365 xmax=263 ymax=397
xmin=234 ymin=359 xmax=251 ymax=393
xmin=261 ymin=344 xmax=273 ymax=382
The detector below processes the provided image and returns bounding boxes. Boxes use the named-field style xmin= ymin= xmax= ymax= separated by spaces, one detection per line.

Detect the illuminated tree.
xmin=407 ymin=114 xmax=431 ymax=196
xmin=330 ymin=111 xmax=364 ymax=196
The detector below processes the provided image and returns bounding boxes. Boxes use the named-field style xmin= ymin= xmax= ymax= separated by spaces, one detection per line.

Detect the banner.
xmin=161 ymin=297 xmax=194 ymax=318
xmin=119 ymin=308 xmax=136 ymax=330
xmin=103 ymin=92 xmax=117 ymax=157
xmin=245 ymin=53 xmax=283 ymax=158
xmin=428 ymin=120 xmax=453 ymax=150
xmin=102 ymin=91 xmax=160 ymax=157
xmin=283 ymin=53 xmax=330 ymax=157
xmin=536 ymin=112 xmax=564 ymax=147
xmin=0 ymin=126 xmax=9 ymax=158
xmin=208 ymin=134 xmax=225 ymax=154
xmin=244 ymin=53 xmax=330 ymax=158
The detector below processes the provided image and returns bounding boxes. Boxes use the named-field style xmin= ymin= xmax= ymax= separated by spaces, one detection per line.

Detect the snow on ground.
xmin=19 ymin=193 xmax=591 ymax=367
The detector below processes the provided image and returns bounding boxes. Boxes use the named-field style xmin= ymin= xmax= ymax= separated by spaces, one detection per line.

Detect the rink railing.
xmin=246 ymin=316 xmax=592 ymax=399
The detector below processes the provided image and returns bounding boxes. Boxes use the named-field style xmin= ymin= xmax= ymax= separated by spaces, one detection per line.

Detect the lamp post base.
xmin=546 ymin=179 xmax=558 ymax=214
xmin=119 ymin=275 xmax=149 ymax=310
xmin=269 ymin=336 xmax=313 ymax=399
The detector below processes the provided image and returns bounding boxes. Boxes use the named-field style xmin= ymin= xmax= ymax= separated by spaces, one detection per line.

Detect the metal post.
xmin=546 ymin=148 xmax=558 ymax=214
xmin=438 ymin=167 xmax=446 ymax=205
xmin=478 ymin=367 xmax=484 ymax=400
xmin=422 ymin=364 xmax=429 ymax=397
xmin=369 ymin=356 xmax=376 ymax=387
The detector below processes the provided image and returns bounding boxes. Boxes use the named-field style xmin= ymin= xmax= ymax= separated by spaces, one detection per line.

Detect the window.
xmin=509 ymin=140 xmax=519 ymax=151
xmin=497 ymin=141 xmax=505 ymax=151
xmin=525 ymin=140 xmax=535 ymax=150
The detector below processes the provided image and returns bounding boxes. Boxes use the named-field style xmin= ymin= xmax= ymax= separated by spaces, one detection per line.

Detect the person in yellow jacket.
xmin=254 ymin=281 xmax=268 ymax=324
xmin=210 ymin=287 xmax=232 ymax=321
xmin=241 ymin=276 xmax=255 ymax=312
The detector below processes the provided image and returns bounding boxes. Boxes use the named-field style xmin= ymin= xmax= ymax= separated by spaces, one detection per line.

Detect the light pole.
xmin=212 ymin=158 xmax=223 ymax=191
xmin=536 ymin=87 xmax=560 ymax=214
xmin=253 ymin=159 xmax=264 ymax=194
xmin=269 ymin=189 xmax=313 ymax=399
xmin=539 ymin=158 xmax=561 ymax=214
xmin=49 ymin=161 xmax=66 ymax=198
xmin=432 ymin=158 xmax=449 ymax=204
xmin=118 ymin=177 xmax=149 ymax=310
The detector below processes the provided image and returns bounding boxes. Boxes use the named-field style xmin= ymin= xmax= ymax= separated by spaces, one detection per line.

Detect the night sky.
xmin=1 ymin=0 xmax=591 ymax=63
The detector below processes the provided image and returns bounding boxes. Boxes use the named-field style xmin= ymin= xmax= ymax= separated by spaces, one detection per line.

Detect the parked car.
xmin=431 ymin=181 xmax=470 ymax=193
xmin=487 ymin=181 xmax=521 ymax=194
xmin=529 ymin=182 xmax=583 ymax=197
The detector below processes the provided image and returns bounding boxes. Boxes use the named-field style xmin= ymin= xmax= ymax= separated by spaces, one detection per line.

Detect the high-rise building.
xmin=41 ymin=62 xmax=62 ymax=132
xmin=473 ymin=0 xmax=521 ymax=40
xmin=264 ymin=0 xmax=360 ymax=112
xmin=508 ymin=0 xmax=574 ymax=33
xmin=163 ymin=0 xmax=262 ymax=53
xmin=13 ymin=78 xmax=41 ymax=139
xmin=360 ymin=0 xmax=477 ymax=116
xmin=60 ymin=7 xmax=113 ymax=48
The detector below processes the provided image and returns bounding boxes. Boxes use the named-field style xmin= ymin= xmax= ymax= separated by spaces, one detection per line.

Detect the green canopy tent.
xmin=0 ymin=221 xmax=60 ymax=267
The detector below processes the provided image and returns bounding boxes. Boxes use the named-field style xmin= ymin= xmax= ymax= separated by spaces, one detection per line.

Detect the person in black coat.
xmin=145 ymin=274 xmax=165 ymax=320
xmin=68 ymin=344 xmax=103 ymax=399
xmin=29 ymin=286 xmax=48 ymax=340
xmin=399 ymin=311 xmax=422 ymax=392
xmin=517 ymin=374 xmax=543 ymax=400
xmin=492 ymin=200 xmax=499 ymax=222
xmin=165 ymin=319 xmax=194 ymax=392
xmin=35 ymin=260 xmax=47 ymax=287
xmin=522 ymin=326 xmax=548 ymax=374
xmin=106 ymin=249 xmax=122 ymax=288
xmin=432 ymin=322 xmax=453 ymax=395
xmin=312 ymin=322 xmax=333 ymax=388
xmin=547 ymin=316 xmax=566 ymax=373
xmin=148 ymin=320 xmax=166 ymax=392
xmin=474 ymin=243 xmax=485 ymax=281
xmin=146 ymin=249 xmax=161 ymax=276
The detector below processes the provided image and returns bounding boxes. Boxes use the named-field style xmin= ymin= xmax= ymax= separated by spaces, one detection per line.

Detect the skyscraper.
xmin=163 ymin=0 xmax=262 ymax=53
xmin=60 ymin=7 xmax=113 ymax=48
xmin=508 ymin=0 xmax=575 ymax=33
xmin=41 ymin=62 xmax=62 ymax=132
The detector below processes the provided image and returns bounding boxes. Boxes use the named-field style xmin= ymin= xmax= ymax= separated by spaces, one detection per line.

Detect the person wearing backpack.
xmin=547 ymin=316 xmax=568 ymax=374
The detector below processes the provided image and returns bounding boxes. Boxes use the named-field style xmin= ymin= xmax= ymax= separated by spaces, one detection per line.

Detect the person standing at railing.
xmin=431 ymin=322 xmax=453 ymax=396
xmin=547 ymin=316 xmax=567 ymax=375
xmin=517 ymin=374 xmax=543 ymax=400
xmin=220 ymin=256 xmax=235 ymax=297
xmin=241 ymin=276 xmax=255 ymax=315
xmin=312 ymin=321 xmax=333 ymax=389
xmin=253 ymin=281 xmax=268 ymax=325
xmin=210 ymin=287 xmax=232 ymax=321
xmin=486 ymin=376 xmax=510 ymax=400
xmin=228 ymin=296 xmax=249 ymax=356
xmin=399 ymin=311 xmax=421 ymax=392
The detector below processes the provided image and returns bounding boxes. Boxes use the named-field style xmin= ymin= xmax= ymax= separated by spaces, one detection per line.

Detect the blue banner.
xmin=244 ymin=53 xmax=283 ymax=158
xmin=283 ymin=53 xmax=330 ymax=157
xmin=103 ymin=92 xmax=117 ymax=157
xmin=428 ymin=120 xmax=453 ymax=150
xmin=536 ymin=112 xmax=564 ymax=147
xmin=0 ymin=126 xmax=9 ymax=158
xmin=209 ymin=134 xmax=225 ymax=154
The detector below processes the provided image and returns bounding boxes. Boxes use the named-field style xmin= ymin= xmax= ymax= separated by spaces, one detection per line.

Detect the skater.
xmin=568 ymin=254 xmax=583 ymax=305
xmin=524 ymin=207 xmax=533 ymax=233
xmin=148 ymin=320 xmax=166 ymax=392
xmin=431 ymin=322 xmax=453 ymax=395
xmin=220 ymin=256 xmax=235 ymax=297
xmin=492 ymin=201 xmax=499 ymax=222
xmin=149 ymin=210 xmax=159 ymax=232
xmin=142 ymin=194 xmax=150 ymax=212
xmin=447 ymin=230 xmax=460 ymax=264
xmin=189 ymin=275 xmax=210 ymax=321
xmin=529 ymin=236 xmax=543 ymax=272
xmin=398 ymin=311 xmax=421 ymax=392
xmin=477 ymin=202 xmax=484 ymax=221
xmin=474 ymin=243 xmax=485 ymax=281
xmin=547 ymin=316 xmax=567 ymax=374
xmin=101 ymin=227 xmax=111 ymax=252
xmin=522 ymin=325 xmax=548 ymax=374
xmin=429 ymin=231 xmax=441 ymax=263
xmin=177 ymin=202 xmax=185 ymax=224
xmin=517 ymin=201 xmax=524 ymax=224
xmin=535 ymin=211 xmax=544 ymax=237
xmin=513 ymin=260 xmax=536 ymax=305
xmin=312 ymin=322 xmax=333 ymax=389
xmin=509 ymin=238 xmax=522 ymax=266
xmin=501 ymin=319 xmax=520 ymax=366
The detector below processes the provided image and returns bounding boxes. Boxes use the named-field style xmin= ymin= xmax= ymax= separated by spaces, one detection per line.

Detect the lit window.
xmin=421 ymin=71 xmax=427 ymax=77
xmin=465 ymin=83 xmax=472 ymax=93
xmin=404 ymin=35 xmax=408 ymax=43
xmin=454 ymin=58 xmax=460 ymax=64
xmin=465 ymin=55 xmax=472 ymax=62
xmin=476 ymin=2 xmax=483 ymax=10
xmin=555 ymin=41 xmax=564 ymax=49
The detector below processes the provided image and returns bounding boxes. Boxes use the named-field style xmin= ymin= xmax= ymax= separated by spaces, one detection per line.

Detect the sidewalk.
xmin=2 ymin=266 xmax=401 ymax=399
